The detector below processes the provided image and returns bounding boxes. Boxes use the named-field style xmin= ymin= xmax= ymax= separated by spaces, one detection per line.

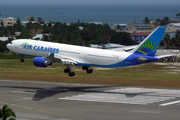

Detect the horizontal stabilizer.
xmin=156 ymin=54 xmax=177 ymax=59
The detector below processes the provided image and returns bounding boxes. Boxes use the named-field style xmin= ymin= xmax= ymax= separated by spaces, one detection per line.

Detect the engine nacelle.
xmin=33 ymin=57 xmax=51 ymax=67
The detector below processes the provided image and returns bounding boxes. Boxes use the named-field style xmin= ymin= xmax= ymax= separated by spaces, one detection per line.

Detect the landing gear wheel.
xmin=87 ymin=69 xmax=93 ymax=74
xmin=69 ymin=72 xmax=75 ymax=77
xmin=64 ymin=66 xmax=75 ymax=77
xmin=20 ymin=59 xmax=24 ymax=62
xmin=71 ymin=72 xmax=75 ymax=76
xmin=82 ymin=66 xmax=88 ymax=70
xmin=64 ymin=69 xmax=69 ymax=73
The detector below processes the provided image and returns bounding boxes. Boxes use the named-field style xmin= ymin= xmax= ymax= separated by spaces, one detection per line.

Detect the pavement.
xmin=0 ymin=79 xmax=180 ymax=120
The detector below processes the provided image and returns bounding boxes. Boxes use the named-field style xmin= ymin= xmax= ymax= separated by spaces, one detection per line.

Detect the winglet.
xmin=131 ymin=27 xmax=166 ymax=57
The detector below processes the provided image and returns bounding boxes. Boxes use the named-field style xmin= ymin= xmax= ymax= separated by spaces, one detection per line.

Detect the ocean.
xmin=0 ymin=3 xmax=180 ymax=25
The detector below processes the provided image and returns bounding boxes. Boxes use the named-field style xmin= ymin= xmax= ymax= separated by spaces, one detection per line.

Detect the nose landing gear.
xmin=20 ymin=55 xmax=24 ymax=62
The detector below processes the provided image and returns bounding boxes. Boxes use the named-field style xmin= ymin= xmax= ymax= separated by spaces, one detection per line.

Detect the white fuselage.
xmin=7 ymin=39 xmax=131 ymax=67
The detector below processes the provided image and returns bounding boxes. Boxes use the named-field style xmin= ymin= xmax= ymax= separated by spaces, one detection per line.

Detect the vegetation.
xmin=160 ymin=30 xmax=180 ymax=48
xmin=144 ymin=16 xmax=170 ymax=25
xmin=160 ymin=17 xmax=170 ymax=25
xmin=0 ymin=18 xmax=136 ymax=52
xmin=176 ymin=13 xmax=180 ymax=17
xmin=0 ymin=59 xmax=180 ymax=88
xmin=0 ymin=105 xmax=16 ymax=120
xmin=0 ymin=14 xmax=180 ymax=52
xmin=144 ymin=17 xmax=150 ymax=24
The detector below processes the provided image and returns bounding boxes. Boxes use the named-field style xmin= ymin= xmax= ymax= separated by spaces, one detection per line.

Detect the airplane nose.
xmin=6 ymin=43 xmax=9 ymax=48
xmin=6 ymin=43 xmax=11 ymax=50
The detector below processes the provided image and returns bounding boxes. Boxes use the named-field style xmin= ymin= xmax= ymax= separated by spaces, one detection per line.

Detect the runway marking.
xmin=59 ymin=93 xmax=174 ymax=105
xmin=160 ymin=100 xmax=180 ymax=106
xmin=59 ymin=88 xmax=180 ymax=105
xmin=0 ymin=79 xmax=100 ymax=87
xmin=130 ymin=110 xmax=162 ymax=114
xmin=0 ymin=101 xmax=85 ymax=120
xmin=11 ymin=91 xmax=36 ymax=94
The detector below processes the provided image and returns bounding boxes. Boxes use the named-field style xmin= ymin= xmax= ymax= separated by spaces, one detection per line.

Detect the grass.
xmin=0 ymin=59 xmax=180 ymax=88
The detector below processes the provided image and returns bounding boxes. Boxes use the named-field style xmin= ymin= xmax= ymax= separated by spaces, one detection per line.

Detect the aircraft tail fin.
xmin=131 ymin=26 xmax=166 ymax=57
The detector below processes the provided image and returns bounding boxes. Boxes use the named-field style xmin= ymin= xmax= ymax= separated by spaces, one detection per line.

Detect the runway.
xmin=0 ymin=79 xmax=180 ymax=120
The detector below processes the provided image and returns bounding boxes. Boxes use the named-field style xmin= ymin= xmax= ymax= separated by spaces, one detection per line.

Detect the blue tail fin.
xmin=132 ymin=26 xmax=166 ymax=57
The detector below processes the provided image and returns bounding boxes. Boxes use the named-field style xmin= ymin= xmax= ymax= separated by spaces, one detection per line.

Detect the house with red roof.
xmin=130 ymin=32 xmax=149 ymax=43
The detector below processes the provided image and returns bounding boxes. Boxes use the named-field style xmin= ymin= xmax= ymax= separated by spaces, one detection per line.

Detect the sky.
xmin=1 ymin=0 xmax=180 ymax=4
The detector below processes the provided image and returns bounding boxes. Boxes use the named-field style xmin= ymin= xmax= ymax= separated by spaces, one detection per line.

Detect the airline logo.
xmin=22 ymin=42 xmax=59 ymax=53
xmin=136 ymin=39 xmax=158 ymax=56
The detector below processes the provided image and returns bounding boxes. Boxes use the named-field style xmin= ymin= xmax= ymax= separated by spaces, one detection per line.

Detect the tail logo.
xmin=136 ymin=39 xmax=158 ymax=55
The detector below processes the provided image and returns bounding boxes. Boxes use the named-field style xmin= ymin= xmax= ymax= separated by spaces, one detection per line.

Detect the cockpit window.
xmin=10 ymin=42 xmax=12 ymax=44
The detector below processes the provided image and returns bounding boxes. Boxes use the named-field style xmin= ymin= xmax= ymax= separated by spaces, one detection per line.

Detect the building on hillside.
xmin=7 ymin=32 xmax=21 ymax=39
xmin=130 ymin=32 xmax=149 ymax=43
xmin=78 ymin=26 xmax=84 ymax=30
xmin=89 ymin=22 xmax=103 ymax=25
xmin=128 ymin=23 xmax=153 ymax=33
xmin=174 ymin=16 xmax=180 ymax=20
xmin=21 ymin=17 xmax=38 ymax=26
xmin=29 ymin=29 xmax=43 ymax=36
xmin=0 ymin=37 xmax=9 ymax=41
xmin=166 ymin=23 xmax=180 ymax=31
xmin=111 ymin=24 xmax=127 ymax=31
xmin=15 ymin=32 xmax=22 ymax=36
xmin=20 ymin=17 xmax=30 ymax=25
xmin=149 ymin=19 xmax=160 ymax=24
xmin=170 ymin=19 xmax=180 ymax=23
xmin=32 ymin=34 xmax=49 ymax=40
xmin=8 ymin=35 xmax=17 ymax=39
xmin=1 ymin=17 xmax=16 ymax=27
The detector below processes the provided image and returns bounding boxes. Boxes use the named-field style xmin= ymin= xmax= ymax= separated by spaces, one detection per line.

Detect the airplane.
xmin=6 ymin=26 xmax=169 ymax=77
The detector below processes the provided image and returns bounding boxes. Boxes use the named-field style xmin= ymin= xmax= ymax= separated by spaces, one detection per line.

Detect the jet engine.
xmin=33 ymin=57 xmax=52 ymax=67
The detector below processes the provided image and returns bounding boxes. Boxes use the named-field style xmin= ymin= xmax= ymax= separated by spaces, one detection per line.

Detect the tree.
xmin=164 ymin=17 xmax=169 ymax=22
xmin=144 ymin=17 xmax=150 ymax=23
xmin=116 ymin=25 xmax=121 ymax=30
xmin=16 ymin=17 xmax=21 ymax=26
xmin=0 ymin=105 xmax=16 ymax=120
xmin=16 ymin=30 xmax=32 ymax=39
xmin=30 ymin=17 xmax=35 ymax=21
xmin=37 ymin=17 xmax=42 ymax=23
xmin=26 ymin=22 xmax=33 ymax=30
xmin=77 ymin=19 xmax=80 ymax=24
xmin=163 ymin=34 xmax=171 ymax=48
xmin=160 ymin=17 xmax=169 ymax=25
xmin=172 ymin=30 xmax=180 ymax=46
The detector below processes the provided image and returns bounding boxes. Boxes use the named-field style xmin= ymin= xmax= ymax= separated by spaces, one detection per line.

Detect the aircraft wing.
xmin=106 ymin=45 xmax=138 ymax=52
xmin=47 ymin=53 xmax=86 ymax=65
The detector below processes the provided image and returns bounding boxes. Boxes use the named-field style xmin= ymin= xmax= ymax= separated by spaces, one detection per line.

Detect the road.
xmin=0 ymin=79 xmax=180 ymax=120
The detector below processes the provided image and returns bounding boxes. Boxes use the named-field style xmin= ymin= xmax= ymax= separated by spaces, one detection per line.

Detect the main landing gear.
xmin=20 ymin=55 xmax=24 ymax=62
xmin=64 ymin=66 xmax=75 ymax=77
xmin=64 ymin=66 xmax=93 ymax=77
xmin=82 ymin=66 xmax=93 ymax=74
